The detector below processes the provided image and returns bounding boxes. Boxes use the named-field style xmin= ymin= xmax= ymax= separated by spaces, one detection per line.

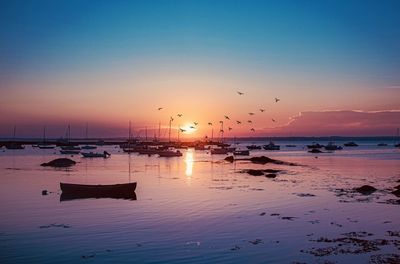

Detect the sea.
xmin=0 ymin=138 xmax=399 ymax=263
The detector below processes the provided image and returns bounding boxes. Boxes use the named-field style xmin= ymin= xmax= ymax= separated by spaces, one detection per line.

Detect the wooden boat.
xmin=81 ymin=151 xmax=111 ymax=158
xmin=60 ymin=182 xmax=137 ymax=201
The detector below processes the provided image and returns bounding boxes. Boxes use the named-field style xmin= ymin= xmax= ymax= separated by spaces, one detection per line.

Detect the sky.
xmin=1 ymin=0 xmax=399 ymax=138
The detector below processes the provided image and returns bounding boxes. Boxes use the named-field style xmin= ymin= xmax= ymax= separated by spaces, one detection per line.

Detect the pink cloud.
xmin=279 ymin=110 xmax=400 ymax=136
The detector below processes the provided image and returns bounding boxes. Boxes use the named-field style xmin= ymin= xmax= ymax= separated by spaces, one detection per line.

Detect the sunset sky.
xmin=1 ymin=0 xmax=399 ymax=138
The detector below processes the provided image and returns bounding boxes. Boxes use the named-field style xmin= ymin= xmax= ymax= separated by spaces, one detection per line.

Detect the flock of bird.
xmin=156 ymin=91 xmax=280 ymax=135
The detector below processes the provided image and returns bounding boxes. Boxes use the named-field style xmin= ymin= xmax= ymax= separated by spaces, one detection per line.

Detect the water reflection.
xmin=185 ymin=149 xmax=194 ymax=177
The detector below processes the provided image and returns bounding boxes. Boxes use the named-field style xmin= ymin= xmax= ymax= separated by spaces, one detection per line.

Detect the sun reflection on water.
xmin=185 ymin=149 xmax=194 ymax=177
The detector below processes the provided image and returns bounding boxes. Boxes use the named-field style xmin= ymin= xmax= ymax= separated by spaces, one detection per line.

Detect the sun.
xmin=181 ymin=123 xmax=197 ymax=134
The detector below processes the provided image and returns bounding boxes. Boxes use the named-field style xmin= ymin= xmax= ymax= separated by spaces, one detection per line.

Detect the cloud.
xmin=278 ymin=110 xmax=400 ymax=136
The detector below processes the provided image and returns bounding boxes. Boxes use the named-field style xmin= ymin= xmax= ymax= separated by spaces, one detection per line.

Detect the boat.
xmin=377 ymin=143 xmax=388 ymax=146
xmin=324 ymin=142 xmax=343 ymax=151
xmin=307 ymin=143 xmax=324 ymax=149
xmin=61 ymin=146 xmax=81 ymax=151
xmin=38 ymin=144 xmax=55 ymax=149
xmin=285 ymin=144 xmax=297 ymax=147
xmin=210 ymin=148 xmax=229 ymax=154
xmin=60 ymin=150 xmax=81 ymax=155
xmin=233 ymin=149 xmax=250 ymax=156
xmin=81 ymin=151 xmax=111 ymax=158
xmin=263 ymin=141 xmax=280 ymax=150
xmin=246 ymin=145 xmax=261 ymax=150
xmin=158 ymin=150 xmax=183 ymax=157
xmin=344 ymin=142 xmax=358 ymax=147
xmin=5 ymin=143 xmax=24 ymax=149
xmin=60 ymin=182 xmax=137 ymax=201
xmin=81 ymin=145 xmax=97 ymax=150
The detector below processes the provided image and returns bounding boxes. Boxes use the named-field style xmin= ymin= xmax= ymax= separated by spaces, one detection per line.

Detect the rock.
xmin=250 ymin=156 xmax=280 ymax=164
xmin=394 ymin=185 xmax=400 ymax=190
xmin=246 ymin=169 xmax=264 ymax=176
xmin=265 ymin=173 xmax=277 ymax=178
xmin=309 ymin=148 xmax=323 ymax=153
xmin=224 ymin=156 xmax=234 ymax=163
xmin=41 ymin=158 xmax=76 ymax=167
xmin=42 ymin=190 xmax=48 ymax=195
xmin=355 ymin=185 xmax=377 ymax=195
xmin=392 ymin=189 xmax=400 ymax=197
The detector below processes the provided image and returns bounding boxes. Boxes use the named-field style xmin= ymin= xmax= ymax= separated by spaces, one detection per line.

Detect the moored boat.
xmin=233 ymin=149 xmax=250 ymax=156
xmin=81 ymin=151 xmax=111 ymax=158
xmin=246 ymin=145 xmax=261 ymax=150
xmin=344 ymin=142 xmax=358 ymax=147
xmin=81 ymin=145 xmax=97 ymax=150
xmin=307 ymin=143 xmax=324 ymax=149
xmin=158 ymin=150 xmax=183 ymax=157
xmin=61 ymin=146 xmax=81 ymax=151
xmin=324 ymin=142 xmax=343 ymax=150
xmin=263 ymin=141 xmax=280 ymax=150
xmin=60 ymin=150 xmax=80 ymax=155
xmin=210 ymin=148 xmax=229 ymax=155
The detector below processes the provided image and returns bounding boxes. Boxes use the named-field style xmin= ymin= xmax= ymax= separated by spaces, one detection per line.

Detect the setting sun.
xmin=180 ymin=123 xmax=198 ymax=134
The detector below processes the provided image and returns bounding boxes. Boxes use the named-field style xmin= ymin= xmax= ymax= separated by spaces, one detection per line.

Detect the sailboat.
xmin=81 ymin=123 xmax=97 ymax=150
xmin=5 ymin=126 xmax=24 ymax=149
xmin=60 ymin=125 xmax=81 ymax=153
xmin=38 ymin=126 xmax=55 ymax=149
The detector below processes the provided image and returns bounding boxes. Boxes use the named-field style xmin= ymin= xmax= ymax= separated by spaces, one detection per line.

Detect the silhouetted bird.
xmin=224 ymin=115 xmax=230 ymax=120
xmin=220 ymin=129 xmax=224 ymax=133
xmin=228 ymin=127 xmax=232 ymax=131
xmin=177 ymin=114 xmax=182 ymax=117
xmin=248 ymin=112 xmax=254 ymax=115
xmin=157 ymin=107 xmax=163 ymax=110
xmin=170 ymin=117 xmax=174 ymax=122
xmin=208 ymin=122 xmax=213 ymax=126
xmin=179 ymin=128 xmax=186 ymax=132
xmin=219 ymin=121 xmax=223 ymax=124
xmin=260 ymin=109 xmax=265 ymax=112
xmin=250 ymin=128 xmax=255 ymax=132
xmin=190 ymin=126 xmax=196 ymax=129
xmin=272 ymin=118 xmax=276 ymax=122
xmin=237 ymin=91 xmax=244 ymax=95
xmin=275 ymin=98 xmax=280 ymax=103
xmin=236 ymin=121 xmax=242 ymax=124
xmin=247 ymin=120 xmax=252 ymax=123
xmin=194 ymin=122 xmax=198 ymax=126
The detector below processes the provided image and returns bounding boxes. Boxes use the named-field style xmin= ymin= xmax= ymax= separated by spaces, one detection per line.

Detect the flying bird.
xmin=219 ymin=121 xmax=223 ymax=124
xmin=208 ymin=122 xmax=213 ymax=126
xmin=236 ymin=120 xmax=242 ymax=124
xmin=250 ymin=128 xmax=255 ymax=132
xmin=275 ymin=98 xmax=280 ymax=103
xmin=177 ymin=114 xmax=182 ymax=117
xmin=272 ymin=118 xmax=276 ymax=122
xmin=224 ymin=115 xmax=230 ymax=120
xmin=247 ymin=120 xmax=252 ymax=123
xmin=193 ymin=122 xmax=198 ymax=126
xmin=248 ymin=112 xmax=254 ymax=115
xmin=260 ymin=109 xmax=265 ymax=112
xmin=170 ymin=117 xmax=174 ymax=122
xmin=220 ymin=129 xmax=224 ymax=133
xmin=179 ymin=128 xmax=186 ymax=132
xmin=237 ymin=91 xmax=244 ymax=95
xmin=157 ymin=107 xmax=163 ymax=110
xmin=228 ymin=127 xmax=233 ymax=131
xmin=190 ymin=126 xmax=196 ymax=129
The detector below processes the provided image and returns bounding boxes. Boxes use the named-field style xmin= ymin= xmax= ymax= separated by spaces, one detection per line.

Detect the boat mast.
xmin=13 ymin=125 xmax=16 ymax=141
xmin=168 ymin=117 xmax=172 ymax=142
xmin=145 ymin=126 xmax=148 ymax=142
xmin=43 ymin=126 xmax=46 ymax=144
xmin=158 ymin=122 xmax=161 ymax=141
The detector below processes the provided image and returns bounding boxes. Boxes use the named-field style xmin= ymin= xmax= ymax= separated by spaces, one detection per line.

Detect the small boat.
xmin=158 ymin=150 xmax=183 ymax=157
xmin=307 ymin=143 xmax=324 ymax=149
xmin=38 ymin=144 xmax=55 ymax=149
xmin=210 ymin=148 xmax=229 ymax=154
xmin=233 ymin=149 xmax=250 ymax=156
xmin=60 ymin=182 xmax=137 ymax=201
xmin=395 ymin=143 xmax=400 ymax=148
xmin=60 ymin=150 xmax=80 ymax=155
xmin=377 ymin=143 xmax=388 ymax=147
xmin=246 ymin=145 xmax=261 ymax=150
xmin=5 ymin=143 xmax=25 ymax=149
xmin=81 ymin=145 xmax=97 ymax=150
xmin=324 ymin=142 xmax=343 ymax=151
xmin=263 ymin=142 xmax=280 ymax=150
xmin=285 ymin=144 xmax=297 ymax=147
xmin=61 ymin=146 xmax=81 ymax=151
xmin=344 ymin=142 xmax=358 ymax=147
xmin=81 ymin=151 xmax=111 ymax=158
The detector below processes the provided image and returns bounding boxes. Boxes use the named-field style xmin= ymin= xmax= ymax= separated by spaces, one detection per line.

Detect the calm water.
xmin=0 ymin=141 xmax=399 ymax=263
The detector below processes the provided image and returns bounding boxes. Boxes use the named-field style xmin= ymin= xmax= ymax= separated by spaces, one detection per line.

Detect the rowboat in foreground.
xmin=81 ymin=151 xmax=111 ymax=158
xmin=60 ymin=182 xmax=137 ymax=201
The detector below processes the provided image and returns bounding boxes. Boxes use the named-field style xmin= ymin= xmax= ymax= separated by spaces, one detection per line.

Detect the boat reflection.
xmin=60 ymin=191 xmax=137 ymax=202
